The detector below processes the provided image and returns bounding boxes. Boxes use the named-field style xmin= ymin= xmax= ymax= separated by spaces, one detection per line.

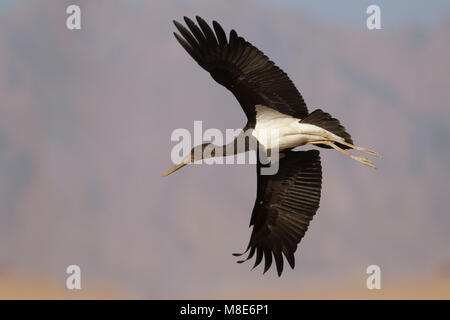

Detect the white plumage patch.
xmin=252 ymin=105 xmax=345 ymax=151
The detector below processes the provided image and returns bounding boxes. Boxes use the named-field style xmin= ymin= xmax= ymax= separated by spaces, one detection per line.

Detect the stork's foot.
xmin=301 ymin=131 xmax=381 ymax=159
xmin=350 ymin=154 xmax=377 ymax=169
xmin=337 ymin=141 xmax=381 ymax=158
xmin=307 ymin=140 xmax=377 ymax=169
xmin=356 ymin=147 xmax=381 ymax=158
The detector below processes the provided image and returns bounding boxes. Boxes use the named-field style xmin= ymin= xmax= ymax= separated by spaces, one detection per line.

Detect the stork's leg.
xmin=307 ymin=140 xmax=377 ymax=169
xmin=302 ymin=131 xmax=381 ymax=158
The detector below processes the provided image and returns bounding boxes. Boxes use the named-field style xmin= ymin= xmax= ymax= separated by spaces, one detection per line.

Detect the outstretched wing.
xmin=173 ymin=16 xmax=308 ymax=120
xmin=236 ymin=150 xmax=322 ymax=276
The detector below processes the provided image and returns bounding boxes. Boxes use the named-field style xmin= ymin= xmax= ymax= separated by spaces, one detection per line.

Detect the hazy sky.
xmin=1 ymin=0 xmax=450 ymax=298
xmin=2 ymin=0 xmax=450 ymax=25
xmin=264 ymin=0 xmax=450 ymax=26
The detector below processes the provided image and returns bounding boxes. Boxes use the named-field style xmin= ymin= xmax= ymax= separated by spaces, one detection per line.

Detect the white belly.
xmin=252 ymin=105 xmax=344 ymax=151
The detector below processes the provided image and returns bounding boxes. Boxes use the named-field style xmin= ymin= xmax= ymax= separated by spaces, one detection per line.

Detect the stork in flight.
xmin=163 ymin=16 xmax=380 ymax=276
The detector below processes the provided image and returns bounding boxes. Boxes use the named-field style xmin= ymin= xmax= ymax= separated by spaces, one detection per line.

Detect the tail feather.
xmin=301 ymin=109 xmax=353 ymax=149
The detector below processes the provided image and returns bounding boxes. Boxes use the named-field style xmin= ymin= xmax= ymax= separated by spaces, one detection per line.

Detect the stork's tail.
xmin=301 ymin=109 xmax=353 ymax=149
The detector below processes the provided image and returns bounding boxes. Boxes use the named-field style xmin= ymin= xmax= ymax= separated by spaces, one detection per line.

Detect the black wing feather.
xmin=196 ymin=16 xmax=218 ymax=49
xmin=173 ymin=16 xmax=308 ymax=119
xmin=212 ymin=21 xmax=227 ymax=46
xmin=241 ymin=150 xmax=322 ymax=276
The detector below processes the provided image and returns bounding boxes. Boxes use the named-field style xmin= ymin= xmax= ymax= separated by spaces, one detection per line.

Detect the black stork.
xmin=163 ymin=16 xmax=380 ymax=276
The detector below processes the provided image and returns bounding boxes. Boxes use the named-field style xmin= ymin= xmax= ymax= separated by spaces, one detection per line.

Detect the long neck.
xmin=198 ymin=129 xmax=254 ymax=160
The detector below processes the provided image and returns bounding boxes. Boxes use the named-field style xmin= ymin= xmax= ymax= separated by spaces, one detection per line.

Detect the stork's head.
xmin=162 ymin=143 xmax=213 ymax=177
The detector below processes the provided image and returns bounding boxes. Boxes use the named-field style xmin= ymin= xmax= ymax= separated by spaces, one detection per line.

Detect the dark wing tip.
xmin=173 ymin=20 xmax=186 ymax=32
xmin=173 ymin=32 xmax=187 ymax=47
xmin=183 ymin=16 xmax=195 ymax=25
xmin=195 ymin=16 xmax=218 ymax=47
xmin=236 ymin=244 xmax=290 ymax=276
xmin=262 ymin=249 xmax=273 ymax=274
xmin=274 ymin=249 xmax=284 ymax=276
xmin=173 ymin=31 xmax=181 ymax=41
xmin=283 ymin=250 xmax=296 ymax=270
xmin=212 ymin=20 xmax=227 ymax=45
xmin=195 ymin=15 xmax=205 ymax=23
xmin=251 ymin=248 xmax=263 ymax=270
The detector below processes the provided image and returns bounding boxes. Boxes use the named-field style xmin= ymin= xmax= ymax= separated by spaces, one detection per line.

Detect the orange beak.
xmin=162 ymin=154 xmax=194 ymax=177
xmin=162 ymin=162 xmax=187 ymax=177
